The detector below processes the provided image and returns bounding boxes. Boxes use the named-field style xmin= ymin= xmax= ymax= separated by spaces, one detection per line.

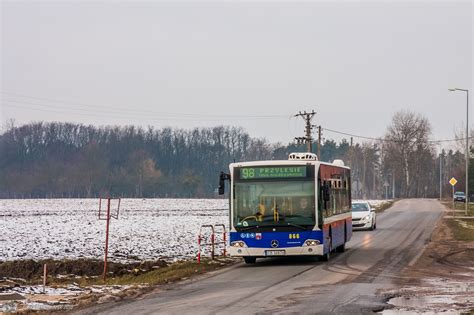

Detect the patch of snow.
xmin=0 ymin=198 xmax=228 ymax=262
xmin=10 ymin=285 xmax=79 ymax=295
xmin=0 ymin=301 xmax=17 ymax=313
xmin=366 ymin=199 xmax=393 ymax=207
xmin=23 ymin=301 xmax=73 ymax=311
xmin=0 ymin=283 xmax=143 ymax=313
xmin=456 ymin=219 xmax=474 ymax=230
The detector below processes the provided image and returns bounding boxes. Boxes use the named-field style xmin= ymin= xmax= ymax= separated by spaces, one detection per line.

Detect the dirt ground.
xmin=380 ymin=212 xmax=474 ymax=314
xmin=0 ymin=257 xmax=236 ymax=314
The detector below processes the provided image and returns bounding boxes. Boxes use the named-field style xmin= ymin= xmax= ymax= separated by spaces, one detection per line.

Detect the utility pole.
xmin=439 ymin=153 xmax=442 ymax=200
xmin=318 ymin=125 xmax=322 ymax=159
xmin=294 ymin=110 xmax=316 ymax=153
xmin=448 ymin=88 xmax=469 ymax=215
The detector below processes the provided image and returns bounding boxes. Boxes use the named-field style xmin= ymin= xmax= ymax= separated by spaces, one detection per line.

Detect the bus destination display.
xmin=240 ymin=166 xmax=307 ymax=179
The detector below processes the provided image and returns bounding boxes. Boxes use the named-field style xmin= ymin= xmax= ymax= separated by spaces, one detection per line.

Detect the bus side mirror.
xmin=218 ymin=172 xmax=230 ymax=195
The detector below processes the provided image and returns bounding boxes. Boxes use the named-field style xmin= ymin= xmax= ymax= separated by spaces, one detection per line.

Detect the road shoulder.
xmin=379 ymin=206 xmax=474 ymax=313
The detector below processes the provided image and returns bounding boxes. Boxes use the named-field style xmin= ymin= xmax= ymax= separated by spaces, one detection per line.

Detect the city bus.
xmin=219 ymin=152 xmax=352 ymax=264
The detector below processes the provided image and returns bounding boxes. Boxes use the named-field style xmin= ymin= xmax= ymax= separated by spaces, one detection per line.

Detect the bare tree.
xmin=383 ymin=110 xmax=434 ymax=197
xmin=453 ymin=126 xmax=474 ymax=159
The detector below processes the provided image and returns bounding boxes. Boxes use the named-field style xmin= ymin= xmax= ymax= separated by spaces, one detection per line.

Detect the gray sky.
xmin=1 ymin=0 xmax=472 ymax=147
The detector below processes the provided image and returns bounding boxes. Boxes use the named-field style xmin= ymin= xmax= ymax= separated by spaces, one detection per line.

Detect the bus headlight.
xmin=303 ymin=239 xmax=320 ymax=247
xmin=230 ymin=241 xmax=247 ymax=248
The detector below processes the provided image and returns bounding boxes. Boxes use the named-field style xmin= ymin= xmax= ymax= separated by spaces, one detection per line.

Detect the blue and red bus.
xmin=219 ymin=152 xmax=352 ymax=264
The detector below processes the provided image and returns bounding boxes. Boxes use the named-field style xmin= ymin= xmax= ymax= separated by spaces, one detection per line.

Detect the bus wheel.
xmin=336 ymin=243 xmax=345 ymax=253
xmin=244 ymin=257 xmax=256 ymax=264
xmin=321 ymin=236 xmax=331 ymax=261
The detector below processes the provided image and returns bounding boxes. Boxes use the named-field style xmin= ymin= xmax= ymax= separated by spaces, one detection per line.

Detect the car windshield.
xmin=351 ymin=202 xmax=369 ymax=212
xmin=233 ymin=181 xmax=315 ymax=228
xmin=454 ymin=192 xmax=465 ymax=196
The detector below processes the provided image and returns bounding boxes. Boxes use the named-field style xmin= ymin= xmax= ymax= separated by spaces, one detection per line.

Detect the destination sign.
xmin=240 ymin=166 xmax=307 ymax=179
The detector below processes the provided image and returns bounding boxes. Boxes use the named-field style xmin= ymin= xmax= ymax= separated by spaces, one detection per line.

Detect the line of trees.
xmin=0 ymin=123 xmax=271 ymax=198
xmin=0 ymin=110 xmax=472 ymax=199
xmin=380 ymin=110 xmax=473 ymax=199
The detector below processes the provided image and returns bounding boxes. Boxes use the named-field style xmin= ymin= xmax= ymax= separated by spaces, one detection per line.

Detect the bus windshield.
xmin=233 ymin=181 xmax=315 ymax=229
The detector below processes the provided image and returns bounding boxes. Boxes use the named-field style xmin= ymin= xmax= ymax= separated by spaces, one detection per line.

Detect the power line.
xmin=322 ymin=126 xmax=469 ymax=144
xmin=1 ymin=90 xmax=289 ymax=119
xmin=322 ymin=127 xmax=385 ymax=142
xmin=428 ymin=138 xmax=469 ymax=144
xmin=4 ymin=101 xmax=294 ymax=123
xmin=2 ymin=96 xmax=293 ymax=123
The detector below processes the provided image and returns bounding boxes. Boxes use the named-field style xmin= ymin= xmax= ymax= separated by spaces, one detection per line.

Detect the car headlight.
xmin=303 ymin=239 xmax=320 ymax=246
xmin=230 ymin=241 xmax=247 ymax=248
xmin=364 ymin=215 xmax=371 ymax=221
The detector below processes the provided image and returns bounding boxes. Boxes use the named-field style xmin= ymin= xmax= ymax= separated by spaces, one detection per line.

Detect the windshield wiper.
xmin=237 ymin=223 xmax=310 ymax=231
xmin=286 ymin=222 xmax=308 ymax=230
xmin=239 ymin=225 xmax=260 ymax=231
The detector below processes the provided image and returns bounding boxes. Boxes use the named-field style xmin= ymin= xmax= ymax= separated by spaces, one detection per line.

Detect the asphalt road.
xmin=79 ymin=199 xmax=443 ymax=315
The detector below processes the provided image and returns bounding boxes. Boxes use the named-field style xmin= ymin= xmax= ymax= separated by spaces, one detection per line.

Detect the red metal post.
xmin=103 ymin=198 xmax=111 ymax=281
xmin=197 ymin=225 xmax=217 ymax=263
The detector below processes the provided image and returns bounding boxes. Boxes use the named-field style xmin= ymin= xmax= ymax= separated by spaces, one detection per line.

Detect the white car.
xmin=351 ymin=200 xmax=376 ymax=230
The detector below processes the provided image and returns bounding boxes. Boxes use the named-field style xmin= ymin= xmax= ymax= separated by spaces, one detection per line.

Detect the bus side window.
xmin=322 ymin=181 xmax=331 ymax=217
xmin=317 ymin=182 xmax=323 ymax=227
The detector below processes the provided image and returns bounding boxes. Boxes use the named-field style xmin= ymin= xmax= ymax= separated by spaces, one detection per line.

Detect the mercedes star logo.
xmin=271 ymin=240 xmax=279 ymax=248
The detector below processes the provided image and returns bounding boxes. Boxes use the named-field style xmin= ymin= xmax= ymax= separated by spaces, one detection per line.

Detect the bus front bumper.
xmin=228 ymin=244 xmax=324 ymax=257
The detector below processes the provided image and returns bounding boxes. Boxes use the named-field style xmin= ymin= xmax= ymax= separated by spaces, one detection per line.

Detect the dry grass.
xmin=0 ymin=257 xmax=235 ymax=287
xmin=445 ymin=219 xmax=474 ymax=241
xmin=440 ymin=201 xmax=474 ymax=241
xmin=0 ymin=259 xmax=167 ymax=284
xmin=100 ymin=258 xmax=233 ymax=286
xmin=442 ymin=201 xmax=474 ymax=216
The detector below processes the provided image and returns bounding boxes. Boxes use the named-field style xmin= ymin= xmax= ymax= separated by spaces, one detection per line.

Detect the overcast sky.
xmin=1 ymin=0 xmax=472 ymax=147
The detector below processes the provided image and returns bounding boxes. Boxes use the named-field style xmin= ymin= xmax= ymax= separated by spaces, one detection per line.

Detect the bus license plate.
xmin=265 ymin=250 xmax=285 ymax=256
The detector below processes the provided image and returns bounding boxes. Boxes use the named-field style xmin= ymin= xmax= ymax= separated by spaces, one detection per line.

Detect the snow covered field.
xmin=0 ymin=198 xmax=393 ymax=263
xmin=0 ymin=199 xmax=228 ymax=262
